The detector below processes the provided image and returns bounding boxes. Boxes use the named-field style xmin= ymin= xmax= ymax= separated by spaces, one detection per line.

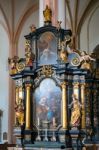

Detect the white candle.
xmin=38 ymin=117 xmax=40 ymax=126
xmin=53 ymin=117 xmax=56 ymax=127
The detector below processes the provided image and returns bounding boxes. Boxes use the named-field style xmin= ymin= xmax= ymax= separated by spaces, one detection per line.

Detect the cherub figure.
xmin=80 ymin=51 xmax=95 ymax=62
xmin=30 ymin=24 xmax=36 ymax=32
xmin=68 ymin=94 xmax=82 ymax=128
xmin=56 ymin=21 xmax=62 ymax=31
xmin=80 ymin=51 xmax=95 ymax=70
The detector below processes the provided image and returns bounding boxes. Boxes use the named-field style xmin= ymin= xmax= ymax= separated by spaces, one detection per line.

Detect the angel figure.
xmin=80 ymin=51 xmax=95 ymax=62
xmin=30 ymin=24 xmax=36 ymax=32
xmin=80 ymin=51 xmax=95 ymax=70
xmin=68 ymin=94 xmax=82 ymax=128
xmin=56 ymin=21 xmax=62 ymax=31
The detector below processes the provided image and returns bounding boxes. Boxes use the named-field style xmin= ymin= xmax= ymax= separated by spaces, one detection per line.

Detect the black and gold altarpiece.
xmin=8 ymin=6 xmax=99 ymax=150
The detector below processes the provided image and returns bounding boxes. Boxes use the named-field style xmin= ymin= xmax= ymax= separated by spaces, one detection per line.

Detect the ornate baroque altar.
xmin=8 ymin=5 xmax=99 ymax=150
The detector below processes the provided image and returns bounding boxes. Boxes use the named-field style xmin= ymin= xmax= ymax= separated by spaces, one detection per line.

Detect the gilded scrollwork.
xmin=25 ymin=39 xmax=35 ymax=67
xmin=41 ymin=65 xmax=53 ymax=77
xmin=8 ymin=56 xmax=25 ymax=74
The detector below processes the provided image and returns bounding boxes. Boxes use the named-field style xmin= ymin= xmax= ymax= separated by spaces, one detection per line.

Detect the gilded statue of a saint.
xmin=43 ymin=5 xmax=52 ymax=22
xmin=69 ymin=94 xmax=82 ymax=128
xmin=15 ymin=98 xmax=24 ymax=126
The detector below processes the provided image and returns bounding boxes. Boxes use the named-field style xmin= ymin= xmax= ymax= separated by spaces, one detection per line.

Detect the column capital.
xmin=80 ymin=83 xmax=86 ymax=88
xmin=73 ymin=82 xmax=79 ymax=86
xmin=25 ymin=83 xmax=32 ymax=88
xmin=61 ymin=81 xmax=67 ymax=88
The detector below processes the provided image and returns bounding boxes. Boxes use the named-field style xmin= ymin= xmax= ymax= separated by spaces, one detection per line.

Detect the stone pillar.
xmin=25 ymin=84 xmax=31 ymax=130
xmin=61 ymin=81 xmax=68 ymax=129
xmin=58 ymin=0 xmax=66 ymax=28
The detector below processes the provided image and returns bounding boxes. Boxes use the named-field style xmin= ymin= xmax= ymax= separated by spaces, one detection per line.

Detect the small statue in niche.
xmin=30 ymin=24 xmax=36 ymax=33
xmin=15 ymin=98 xmax=24 ymax=126
xmin=56 ymin=21 xmax=62 ymax=31
xmin=68 ymin=94 xmax=82 ymax=128
xmin=80 ymin=51 xmax=95 ymax=70
xmin=43 ymin=5 xmax=52 ymax=22
xmin=8 ymin=56 xmax=19 ymax=75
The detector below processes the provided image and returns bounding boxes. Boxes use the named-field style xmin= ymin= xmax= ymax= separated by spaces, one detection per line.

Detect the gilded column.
xmin=15 ymin=86 xmax=19 ymax=105
xmin=81 ymin=83 xmax=86 ymax=129
xmin=73 ymin=82 xmax=79 ymax=99
xmin=15 ymin=86 xmax=19 ymax=125
xmin=61 ymin=81 xmax=67 ymax=129
xmin=25 ymin=84 xmax=31 ymax=130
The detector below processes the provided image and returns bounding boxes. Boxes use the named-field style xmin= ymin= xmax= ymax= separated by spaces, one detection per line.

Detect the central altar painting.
xmin=34 ymin=78 xmax=61 ymax=128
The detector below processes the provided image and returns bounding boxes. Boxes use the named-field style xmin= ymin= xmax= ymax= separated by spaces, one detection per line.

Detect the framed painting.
xmin=37 ymin=31 xmax=57 ymax=65
xmin=34 ymin=78 xmax=61 ymax=129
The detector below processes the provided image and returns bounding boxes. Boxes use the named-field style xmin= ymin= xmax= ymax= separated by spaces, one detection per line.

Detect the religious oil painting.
xmin=37 ymin=31 xmax=57 ymax=65
xmin=34 ymin=78 xmax=61 ymax=128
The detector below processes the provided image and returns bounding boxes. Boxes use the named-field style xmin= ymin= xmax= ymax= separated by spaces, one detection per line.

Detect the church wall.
xmin=79 ymin=2 xmax=99 ymax=53
xmin=0 ymin=25 xmax=9 ymax=143
xmin=0 ymin=0 xmax=12 ymax=29
xmin=18 ymin=9 xmax=39 ymax=57
xmin=14 ymin=0 xmax=30 ymax=30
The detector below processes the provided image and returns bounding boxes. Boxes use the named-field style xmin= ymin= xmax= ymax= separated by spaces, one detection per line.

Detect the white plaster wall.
xmin=79 ymin=3 xmax=99 ymax=54
xmin=88 ymin=6 xmax=99 ymax=52
xmin=18 ymin=10 xmax=39 ymax=57
xmin=77 ymin=0 xmax=90 ymax=23
xmin=0 ymin=0 xmax=12 ymax=29
xmin=0 ymin=10 xmax=6 ymax=27
xmin=14 ymin=0 xmax=29 ymax=29
xmin=0 ymin=25 xmax=9 ymax=142
xmin=14 ymin=0 xmax=38 ymax=30
xmin=79 ymin=16 xmax=90 ymax=52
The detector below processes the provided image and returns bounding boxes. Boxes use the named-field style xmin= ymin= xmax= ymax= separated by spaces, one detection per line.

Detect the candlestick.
xmin=53 ymin=117 xmax=56 ymax=127
xmin=38 ymin=117 xmax=40 ymax=126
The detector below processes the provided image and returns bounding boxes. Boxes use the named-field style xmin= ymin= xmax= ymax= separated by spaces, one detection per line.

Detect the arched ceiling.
xmin=66 ymin=0 xmax=99 ymax=32
xmin=0 ymin=0 xmax=39 ymax=39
